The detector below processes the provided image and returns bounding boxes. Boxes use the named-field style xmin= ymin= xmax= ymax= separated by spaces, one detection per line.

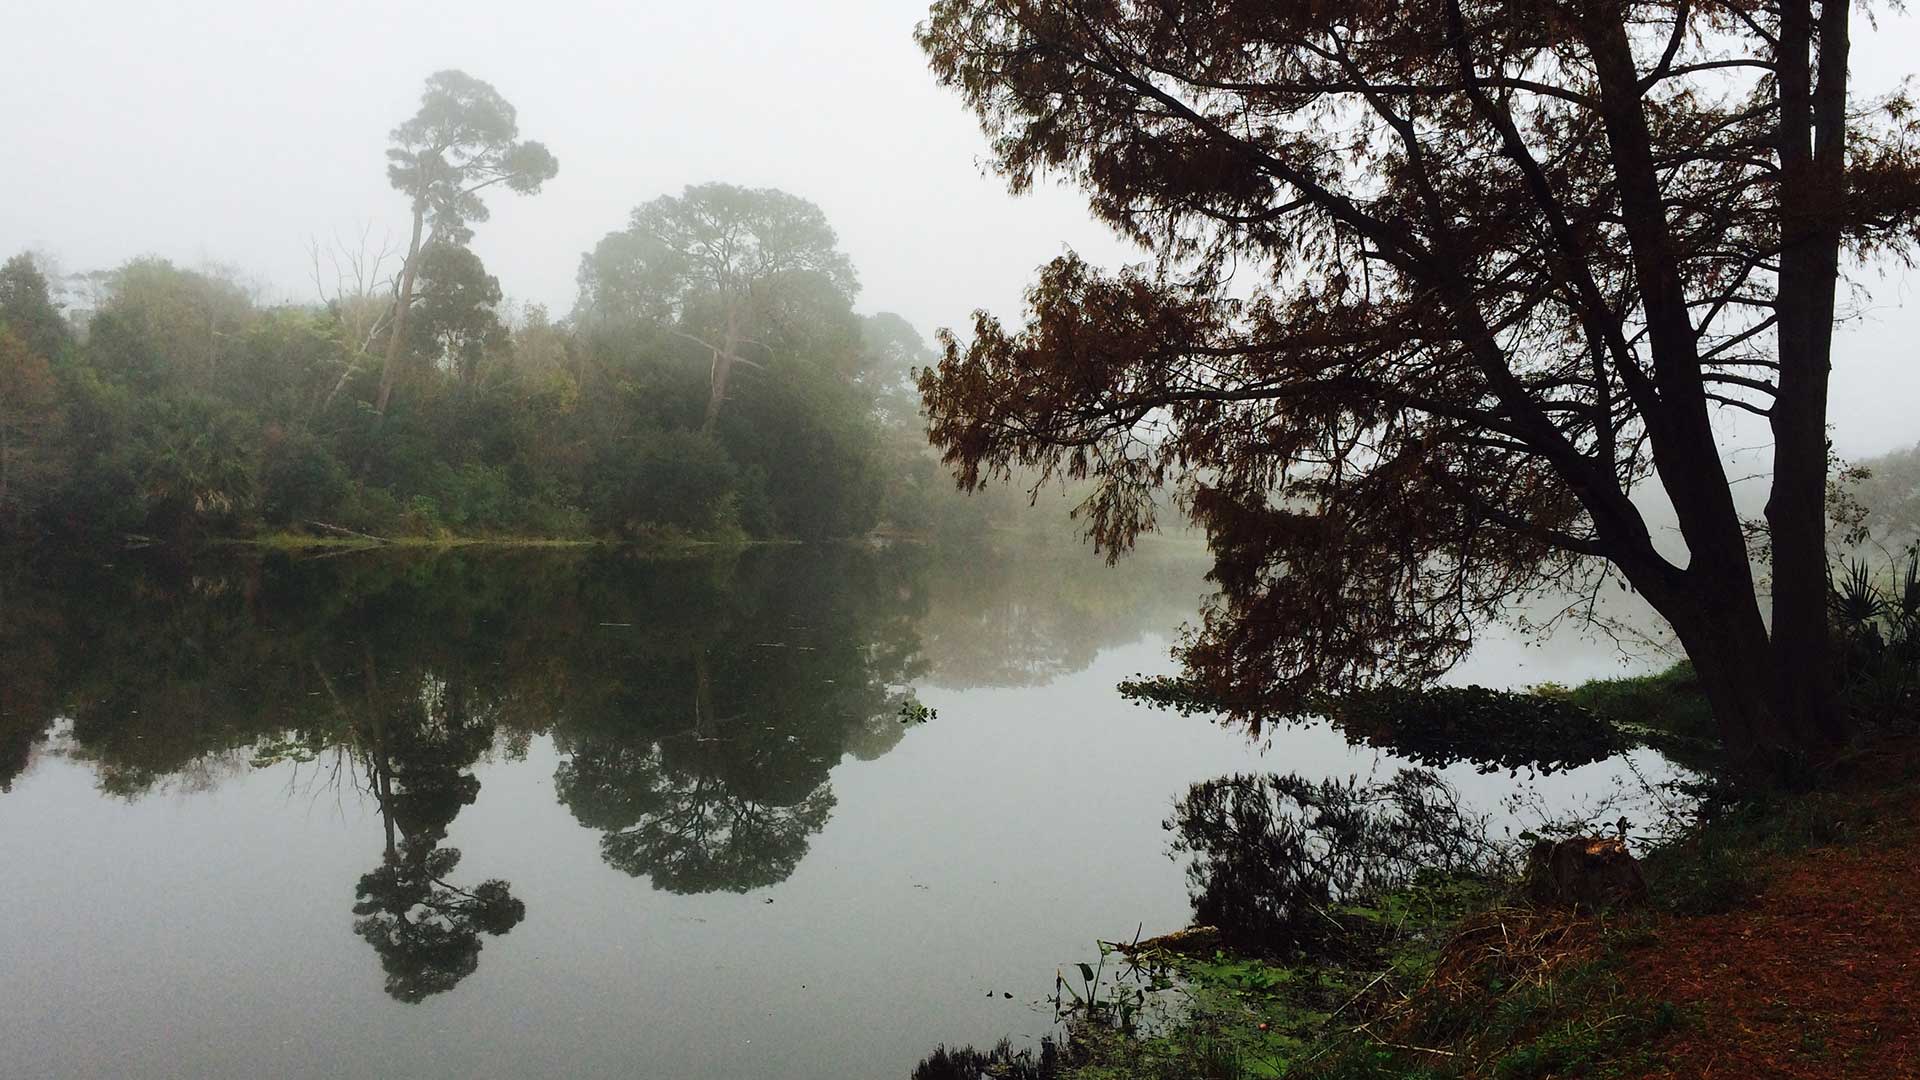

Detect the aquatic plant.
xmin=1167 ymin=769 xmax=1503 ymax=956
xmin=910 ymin=1037 xmax=1061 ymax=1080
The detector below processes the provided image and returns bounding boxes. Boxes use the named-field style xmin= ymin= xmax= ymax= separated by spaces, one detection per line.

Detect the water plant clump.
xmin=1166 ymin=770 xmax=1506 ymax=957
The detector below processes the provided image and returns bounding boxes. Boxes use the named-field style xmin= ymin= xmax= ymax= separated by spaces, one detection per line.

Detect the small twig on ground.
xmin=1329 ymin=967 xmax=1397 ymax=1022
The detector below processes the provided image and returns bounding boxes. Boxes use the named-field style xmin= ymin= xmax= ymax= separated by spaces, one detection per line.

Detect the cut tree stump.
xmin=1526 ymin=836 xmax=1648 ymax=911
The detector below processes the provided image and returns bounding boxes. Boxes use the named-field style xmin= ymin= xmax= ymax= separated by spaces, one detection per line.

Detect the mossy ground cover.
xmin=1537 ymin=662 xmax=1721 ymax=774
xmin=1038 ymin=883 xmax=1676 ymax=1080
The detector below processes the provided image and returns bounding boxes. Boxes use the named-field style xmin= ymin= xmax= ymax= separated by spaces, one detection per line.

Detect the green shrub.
xmin=258 ymin=429 xmax=350 ymax=526
xmin=593 ymin=429 xmax=741 ymax=537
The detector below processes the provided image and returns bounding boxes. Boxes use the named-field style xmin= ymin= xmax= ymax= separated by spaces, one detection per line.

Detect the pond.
xmin=0 ymin=544 xmax=1676 ymax=1078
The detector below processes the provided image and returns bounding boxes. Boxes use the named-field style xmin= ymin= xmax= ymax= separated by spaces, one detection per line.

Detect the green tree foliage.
xmin=0 ymin=182 xmax=927 ymax=545
xmin=130 ymin=395 xmax=258 ymax=542
xmin=576 ymin=182 xmax=860 ymax=432
xmin=406 ymin=242 xmax=509 ymax=390
xmin=86 ymin=258 xmax=255 ymax=394
xmin=1846 ymin=442 xmax=1920 ymax=547
xmin=0 ymin=54 xmax=1063 ymax=551
xmin=589 ymin=429 xmax=741 ymax=537
xmin=0 ymin=253 xmax=71 ymax=362
xmin=378 ymin=70 xmax=558 ymax=414
xmin=573 ymin=184 xmax=891 ymax=539
xmin=0 ymin=328 xmax=66 ymax=530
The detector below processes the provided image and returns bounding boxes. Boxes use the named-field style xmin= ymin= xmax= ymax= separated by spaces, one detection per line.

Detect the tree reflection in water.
xmin=0 ymin=542 xmax=1206 ymax=993
xmin=548 ymin=552 xmax=927 ymax=893
xmin=557 ymin=740 xmax=835 ymax=894
xmin=347 ymin=672 xmax=525 ymax=1002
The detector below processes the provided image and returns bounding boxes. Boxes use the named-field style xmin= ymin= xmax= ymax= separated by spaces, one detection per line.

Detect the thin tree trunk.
xmin=692 ymin=648 xmax=717 ymax=740
xmin=700 ymin=353 xmax=732 ymax=435
xmin=375 ymin=199 xmax=427 ymax=417
xmin=699 ymin=305 xmax=744 ymax=435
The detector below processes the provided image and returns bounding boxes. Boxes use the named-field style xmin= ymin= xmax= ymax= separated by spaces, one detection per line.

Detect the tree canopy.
xmin=577 ymin=182 xmax=861 ymax=432
xmin=378 ymin=70 xmax=558 ymax=414
xmin=0 ymin=185 xmax=965 ymax=547
xmin=385 ymin=69 xmax=559 ymax=247
xmin=915 ymin=0 xmax=1920 ymax=778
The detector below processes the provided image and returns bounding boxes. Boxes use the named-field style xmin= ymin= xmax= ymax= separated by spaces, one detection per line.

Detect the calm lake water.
xmin=0 ymin=544 xmax=1674 ymax=1078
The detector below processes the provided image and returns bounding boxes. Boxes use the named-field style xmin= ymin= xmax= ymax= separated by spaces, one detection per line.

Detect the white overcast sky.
xmin=2 ymin=0 xmax=1913 ymax=457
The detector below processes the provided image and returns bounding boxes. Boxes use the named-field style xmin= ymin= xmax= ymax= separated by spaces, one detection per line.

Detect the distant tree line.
xmin=1843 ymin=442 xmax=1920 ymax=551
xmin=0 ymin=71 xmax=1060 ymax=548
xmin=0 ymin=225 xmax=939 ymax=547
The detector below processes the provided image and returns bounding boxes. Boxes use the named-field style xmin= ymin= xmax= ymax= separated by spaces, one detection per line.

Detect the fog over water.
xmin=2 ymin=0 xmax=1916 ymax=457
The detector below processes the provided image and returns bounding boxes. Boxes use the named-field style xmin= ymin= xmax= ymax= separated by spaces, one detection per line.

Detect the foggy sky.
xmin=2 ymin=0 xmax=1914 ymax=457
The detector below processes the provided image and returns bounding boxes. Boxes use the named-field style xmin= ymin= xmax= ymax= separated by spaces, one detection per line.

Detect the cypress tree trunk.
xmin=1766 ymin=0 xmax=1850 ymax=758
xmin=1619 ymin=536 xmax=1813 ymax=783
xmin=1660 ymin=586 xmax=1787 ymax=779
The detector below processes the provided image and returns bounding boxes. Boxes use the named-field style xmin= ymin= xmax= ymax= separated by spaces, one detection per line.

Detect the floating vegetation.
xmin=1326 ymin=685 xmax=1622 ymax=775
xmin=1122 ymin=675 xmax=1623 ymax=775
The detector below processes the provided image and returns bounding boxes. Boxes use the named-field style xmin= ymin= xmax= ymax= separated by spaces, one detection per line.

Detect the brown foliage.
xmin=915 ymin=0 xmax=1920 ymax=767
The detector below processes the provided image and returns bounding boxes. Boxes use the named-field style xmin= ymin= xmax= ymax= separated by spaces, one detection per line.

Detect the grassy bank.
xmin=233 ymin=532 xmax=608 ymax=552
xmin=1540 ymin=662 xmax=1722 ymax=772
xmin=918 ymin=669 xmax=1920 ymax=1080
xmin=219 ymin=527 xmax=797 ymax=557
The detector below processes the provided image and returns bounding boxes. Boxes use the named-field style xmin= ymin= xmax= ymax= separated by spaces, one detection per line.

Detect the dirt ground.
xmin=1623 ymin=793 xmax=1920 ymax=1079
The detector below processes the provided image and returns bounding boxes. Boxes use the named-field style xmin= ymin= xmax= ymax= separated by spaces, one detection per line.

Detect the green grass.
xmin=1535 ymin=660 xmax=1722 ymax=772
xmin=1550 ymin=660 xmax=1714 ymax=741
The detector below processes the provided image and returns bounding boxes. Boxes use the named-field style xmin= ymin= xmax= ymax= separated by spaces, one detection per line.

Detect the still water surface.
xmin=0 ymin=544 xmax=1668 ymax=1078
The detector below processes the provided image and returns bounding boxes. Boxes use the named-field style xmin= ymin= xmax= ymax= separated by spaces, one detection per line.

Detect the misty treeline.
xmin=1836 ymin=442 xmax=1920 ymax=551
xmin=0 ymin=72 xmax=1067 ymax=548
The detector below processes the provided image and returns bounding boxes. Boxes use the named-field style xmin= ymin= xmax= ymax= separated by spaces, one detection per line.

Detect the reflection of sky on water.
xmin=0 ymin=549 xmax=1685 ymax=1078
